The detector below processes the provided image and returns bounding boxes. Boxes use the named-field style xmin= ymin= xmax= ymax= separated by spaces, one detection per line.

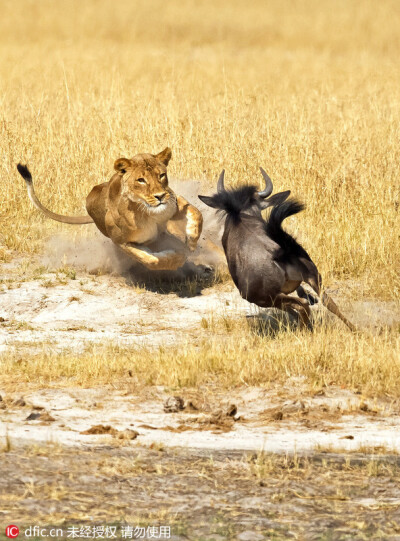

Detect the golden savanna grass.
xmin=0 ymin=0 xmax=399 ymax=291
xmin=0 ymin=1 xmax=399 ymax=394
xmin=1 ymin=323 xmax=399 ymax=396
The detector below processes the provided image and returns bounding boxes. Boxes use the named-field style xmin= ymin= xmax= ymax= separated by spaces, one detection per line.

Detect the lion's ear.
xmin=155 ymin=147 xmax=172 ymax=166
xmin=114 ymin=158 xmax=131 ymax=174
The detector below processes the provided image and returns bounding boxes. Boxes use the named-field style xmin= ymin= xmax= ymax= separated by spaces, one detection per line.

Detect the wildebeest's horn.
xmin=258 ymin=167 xmax=273 ymax=198
xmin=217 ymin=169 xmax=225 ymax=193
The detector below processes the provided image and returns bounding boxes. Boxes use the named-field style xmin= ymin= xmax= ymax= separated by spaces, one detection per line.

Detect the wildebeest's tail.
xmin=17 ymin=164 xmax=94 ymax=224
xmin=265 ymin=199 xmax=311 ymax=262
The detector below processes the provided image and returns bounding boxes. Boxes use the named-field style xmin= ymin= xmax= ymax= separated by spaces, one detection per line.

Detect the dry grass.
xmin=1 ymin=321 xmax=399 ymax=396
xmin=2 ymin=443 xmax=400 ymax=538
xmin=0 ymin=0 xmax=399 ymax=297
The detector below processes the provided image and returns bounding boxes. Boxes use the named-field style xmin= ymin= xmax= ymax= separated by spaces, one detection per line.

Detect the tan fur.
xmin=20 ymin=148 xmax=203 ymax=271
xmin=86 ymin=148 xmax=203 ymax=270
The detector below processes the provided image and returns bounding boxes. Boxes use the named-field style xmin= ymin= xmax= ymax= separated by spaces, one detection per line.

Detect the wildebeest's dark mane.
xmin=206 ymin=186 xmax=259 ymax=218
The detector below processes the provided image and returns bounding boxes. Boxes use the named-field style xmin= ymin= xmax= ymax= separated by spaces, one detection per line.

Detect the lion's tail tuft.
xmin=17 ymin=163 xmax=33 ymax=184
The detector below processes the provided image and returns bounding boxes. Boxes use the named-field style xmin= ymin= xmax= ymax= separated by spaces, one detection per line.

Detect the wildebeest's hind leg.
xmin=273 ymin=293 xmax=312 ymax=329
xmin=296 ymin=285 xmax=318 ymax=306
xmin=299 ymin=258 xmax=356 ymax=332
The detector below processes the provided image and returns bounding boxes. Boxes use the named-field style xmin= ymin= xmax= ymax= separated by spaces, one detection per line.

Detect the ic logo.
xmin=6 ymin=525 xmax=20 ymax=538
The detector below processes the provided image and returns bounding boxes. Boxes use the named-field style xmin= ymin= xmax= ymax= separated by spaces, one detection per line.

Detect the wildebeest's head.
xmin=198 ymin=169 xmax=291 ymax=220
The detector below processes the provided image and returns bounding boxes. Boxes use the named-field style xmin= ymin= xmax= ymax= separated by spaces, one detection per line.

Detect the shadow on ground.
xmin=122 ymin=261 xmax=219 ymax=297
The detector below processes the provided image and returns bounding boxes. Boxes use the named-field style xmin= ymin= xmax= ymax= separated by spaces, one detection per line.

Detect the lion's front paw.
xmin=146 ymin=250 xmax=186 ymax=271
xmin=166 ymin=251 xmax=187 ymax=270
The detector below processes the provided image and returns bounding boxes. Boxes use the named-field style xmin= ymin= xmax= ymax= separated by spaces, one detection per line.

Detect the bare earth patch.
xmin=0 ymin=262 xmax=398 ymax=354
xmin=0 ymin=263 xmax=248 ymax=353
xmin=1 ymin=384 xmax=400 ymax=454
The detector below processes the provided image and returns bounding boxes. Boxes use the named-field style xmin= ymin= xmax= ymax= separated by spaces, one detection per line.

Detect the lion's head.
xmin=114 ymin=147 xmax=177 ymax=220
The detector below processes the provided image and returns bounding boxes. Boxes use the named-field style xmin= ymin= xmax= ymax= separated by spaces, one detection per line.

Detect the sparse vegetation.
xmin=1 ymin=444 xmax=400 ymax=539
xmin=0 ymin=323 xmax=399 ymax=395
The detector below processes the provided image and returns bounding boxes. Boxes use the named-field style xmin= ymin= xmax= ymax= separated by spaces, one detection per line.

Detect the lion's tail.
xmin=17 ymin=164 xmax=94 ymax=225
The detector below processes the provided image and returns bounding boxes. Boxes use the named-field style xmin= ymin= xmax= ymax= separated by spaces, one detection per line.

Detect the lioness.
xmin=17 ymin=148 xmax=203 ymax=270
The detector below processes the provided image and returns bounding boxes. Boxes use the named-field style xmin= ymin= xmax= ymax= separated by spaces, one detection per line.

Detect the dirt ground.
xmin=2 ymin=383 xmax=400 ymax=455
xmin=1 ymin=442 xmax=400 ymax=541
xmin=1 ymin=252 xmax=400 ymax=540
xmin=1 ymin=242 xmax=398 ymax=354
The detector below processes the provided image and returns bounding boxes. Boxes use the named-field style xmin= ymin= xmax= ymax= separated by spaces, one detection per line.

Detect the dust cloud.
xmin=43 ymin=179 xmax=225 ymax=278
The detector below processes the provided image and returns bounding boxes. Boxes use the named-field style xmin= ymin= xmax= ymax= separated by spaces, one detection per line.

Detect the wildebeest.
xmin=198 ymin=169 xmax=356 ymax=331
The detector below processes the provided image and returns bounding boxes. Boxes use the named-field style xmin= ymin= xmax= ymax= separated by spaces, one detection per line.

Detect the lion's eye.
xmin=160 ymin=173 xmax=166 ymax=179
xmin=136 ymin=178 xmax=146 ymax=184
